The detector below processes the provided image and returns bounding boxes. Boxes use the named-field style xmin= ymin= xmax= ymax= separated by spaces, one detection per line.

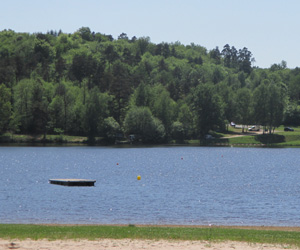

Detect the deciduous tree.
xmin=190 ymin=83 xmax=224 ymax=140
xmin=235 ymin=88 xmax=252 ymax=132
xmin=0 ymin=84 xmax=12 ymax=134
xmin=124 ymin=106 xmax=165 ymax=143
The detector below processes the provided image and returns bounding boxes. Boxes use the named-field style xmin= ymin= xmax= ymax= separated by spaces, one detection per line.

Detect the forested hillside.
xmin=0 ymin=27 xmax=299 ymax=143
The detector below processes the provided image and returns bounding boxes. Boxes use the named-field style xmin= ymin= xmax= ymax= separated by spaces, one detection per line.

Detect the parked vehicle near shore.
xmin=248 ymin=125 xmax=260 ymax=131
xmin=284 ymin=127 xmax=294 ymax=131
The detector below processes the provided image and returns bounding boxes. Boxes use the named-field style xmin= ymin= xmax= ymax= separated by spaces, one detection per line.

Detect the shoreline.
xmin=1 ymin=130 xmax=299 ymax=148
xmin=3 ymin=223 xmax=300 ymax=231
xmin=0 ymin=142 xmax=292 ymax=148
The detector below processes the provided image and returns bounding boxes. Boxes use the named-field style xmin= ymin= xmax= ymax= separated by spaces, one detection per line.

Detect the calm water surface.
xmin=1 ymin=146 xmax=300 ymax=226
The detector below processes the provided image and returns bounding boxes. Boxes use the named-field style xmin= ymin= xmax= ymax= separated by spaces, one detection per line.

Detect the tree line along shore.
xmin=0 ymin=27 xmax=300 ymax=145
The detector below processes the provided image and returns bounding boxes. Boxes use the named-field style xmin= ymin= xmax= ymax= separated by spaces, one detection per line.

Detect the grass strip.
xmin=1 ymin=224 xmax=300 ymax=247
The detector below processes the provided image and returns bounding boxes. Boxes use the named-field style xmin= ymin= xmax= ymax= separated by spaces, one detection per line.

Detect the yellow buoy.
xmin=137 ymin=175 xmax=141 ymax=180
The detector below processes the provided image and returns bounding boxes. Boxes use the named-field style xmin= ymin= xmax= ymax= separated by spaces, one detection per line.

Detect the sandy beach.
xmin=1 ymin=238 xmax=299 ymax=250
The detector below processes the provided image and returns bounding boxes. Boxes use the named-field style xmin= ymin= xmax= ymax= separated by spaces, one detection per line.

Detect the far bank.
xmin=1 ymin=125 xmax=299 ymax=147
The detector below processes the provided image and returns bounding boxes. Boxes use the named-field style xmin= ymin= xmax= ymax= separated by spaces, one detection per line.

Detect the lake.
xmin=0 ymin=146 xmax=300 ymax=226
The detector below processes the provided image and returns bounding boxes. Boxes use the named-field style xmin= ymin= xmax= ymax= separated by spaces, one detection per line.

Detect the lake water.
xmin=1 ymin=146 xmax=300 ymax=226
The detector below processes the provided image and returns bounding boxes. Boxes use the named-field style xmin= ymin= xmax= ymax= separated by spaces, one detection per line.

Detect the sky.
xmin=1 ymin=0 xmax=299 ymax=68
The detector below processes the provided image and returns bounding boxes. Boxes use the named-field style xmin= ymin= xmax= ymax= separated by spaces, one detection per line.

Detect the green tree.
xmin=8 ymin=112 xmax=20 ymax=139
xmin=270 ymin=60 xmax=287 ymax=71
xmin=221 ymin=44 xmax=231 ymax=68
xmin=33 ymin=36 xmax=55 ymax=81
xmin=78 ymin=27 xmax=92 ymax=41
xmin=288 ymin=74 xmax=300 ymax=101
xmin=212 ymin=66 xmax=224 ymax=84
xmin=266 ymin=84 xmax=284 ymax=133
xmin=104 ymin=44 xmax=119 ymax=66
xmin=30 ymin=79 xmax=53 ymax=137
xmin=238 ymin=47 xmax=254 ymax=74
xmin=55 ymin=56 xmax=66 ymax=80
xmin=283 ymin=101 xmax=300 ymax=126
xmin=216 ymin=82 xmax=237 ymax=130
xmin=70 ymin=95 xmax=85 ymax=135
xmin=252 ymin=83 xmax=268 ymax=130
xmin=109 ymin=61 xmax=132 ymax=122
xmin=252 ymin=83 xmax=285 ymax=133
xmin=118 ymin=32 xmax=128 ymax=40
xmin=13 ymin=79 xmax=34 ymax=133
xmin=49 ymin=95 xmax=64 ymax=132
xmin=190 ymin=84 xmax=224 ymax=140
xmin=0 ymin=84 xmax=12 ymax=134
xmin=136 ymin=37 xmax=151 ymax=55
xmin=177 ymin=102 xmax=193 ymax=138
xmin=103 ymin=117 xmax=121 ymax=142
xmin=131 ymin=81 xmax=152 ymax=107
xmin=53 ymin=81 xmax=77 ymax=133
xmin=235 ymin=88 xmax=252 ymax=132
xmin=151 ymin=85 xmax=176 ymax=136
xmin=209 ymin=46 xmax=221 ymax=64
xmin=70 ymin=53 xmax=97 ymax=84
xmin=171 ymin=121 xmax=185 ymax=142
xmin=83 ymin=88 xmax=110 ymax=142
xmin=123 ymin=106 xmax=165 ymax=143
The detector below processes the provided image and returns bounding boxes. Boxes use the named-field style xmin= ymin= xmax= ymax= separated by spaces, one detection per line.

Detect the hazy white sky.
xmin=1 ymin=0 xmax=299 ymax=68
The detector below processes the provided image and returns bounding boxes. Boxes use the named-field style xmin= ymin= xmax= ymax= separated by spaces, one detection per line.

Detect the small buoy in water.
xmin=137 ymin=175 xmax=141 ymax=180
xmin=116 ymin=163 xmax=119 ymax=165
xmin=181 ymin=157 xmax=183 ymax=160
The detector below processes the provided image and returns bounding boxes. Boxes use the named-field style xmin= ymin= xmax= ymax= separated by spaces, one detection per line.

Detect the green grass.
xmin=226 ymin=135 xmax=261 ymax=145
xmin=212 ymin=125 xmax=300 ymax=147
xmin=276 ymin=128 xmax=300 ymax=146
xmin=45 ymin=134 xmax=87 ymax=143
xmin=0 ymin=133 xmax=88 ymax=144
xmin=1 ymin=224 xmax=300 ymax=247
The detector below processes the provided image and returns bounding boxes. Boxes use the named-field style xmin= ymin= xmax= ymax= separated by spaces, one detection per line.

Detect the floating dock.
xmin=49 ymin=179 xmax=96 ymax=186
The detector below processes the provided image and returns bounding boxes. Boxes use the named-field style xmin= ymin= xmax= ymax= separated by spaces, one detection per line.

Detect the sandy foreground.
xmin=1 ymin=239 xmax=299 ymax=250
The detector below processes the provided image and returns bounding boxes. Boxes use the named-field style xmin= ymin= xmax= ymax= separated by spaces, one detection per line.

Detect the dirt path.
xmin=222 ymin=130 xmax=263 ymax=139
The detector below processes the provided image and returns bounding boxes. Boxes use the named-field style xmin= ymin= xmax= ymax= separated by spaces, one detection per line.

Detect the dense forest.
xmin=0 ymin=27 xmax=300 ymax=144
